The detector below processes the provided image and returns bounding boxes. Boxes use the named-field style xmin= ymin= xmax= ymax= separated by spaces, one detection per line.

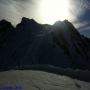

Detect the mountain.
xmin=0 ymin=17 xmax=90 ymax=70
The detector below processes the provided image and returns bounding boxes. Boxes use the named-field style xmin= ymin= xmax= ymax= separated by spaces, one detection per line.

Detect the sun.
xmin=39 ymin=0 xmax=70 ymax=24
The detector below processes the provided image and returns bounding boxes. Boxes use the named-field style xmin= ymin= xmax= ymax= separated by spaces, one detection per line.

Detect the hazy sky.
xmin=0 ymin=0 xmax=90 ymax=33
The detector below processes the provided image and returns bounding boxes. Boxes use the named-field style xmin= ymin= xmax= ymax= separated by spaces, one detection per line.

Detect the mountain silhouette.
xmin=0 ymin=17 xmax=90 ymax=70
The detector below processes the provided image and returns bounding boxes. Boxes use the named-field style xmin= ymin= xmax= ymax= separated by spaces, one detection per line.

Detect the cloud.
xmin=80 ymin=26 xmax=90 ymax=31
xmin=0 ymin=0 xmax=90 ymax=29
xmin=0 ymin=0 xmax=39 ymax=25
xmin=73 ymin=21 xmax=88 ymax=29
xmin=69 ymin=0 xmax=86 ymax=21
xmin=79 ymin=0 xmax=90 ymax=10
xmin=69 ymin=0 xmax=90 ymax=32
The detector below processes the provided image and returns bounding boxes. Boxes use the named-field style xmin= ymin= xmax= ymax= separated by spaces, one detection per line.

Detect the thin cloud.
xmin=73 ymin=21 xmax=88 ymax=29
xmin=69 ymin=0 xmax=90 ymax=31
xmin=0 ymin=0 xmax=38 ymax=25
xmin=79 ymin=26 xmax=90 ymax=31
xmin=69 ymin=0 xmax=86 ymax=22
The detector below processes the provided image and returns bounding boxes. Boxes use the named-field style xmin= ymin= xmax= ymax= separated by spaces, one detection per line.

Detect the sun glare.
xmin=39 ymin=0 xmax=70 ymax=24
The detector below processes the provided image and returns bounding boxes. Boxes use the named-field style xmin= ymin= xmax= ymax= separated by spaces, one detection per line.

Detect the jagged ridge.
xmin=0 ymin=17 xmax=90 ymax=71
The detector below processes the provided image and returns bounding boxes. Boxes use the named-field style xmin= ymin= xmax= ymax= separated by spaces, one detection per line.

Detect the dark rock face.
xmin=0 ymin=17 xmax=90 ymax=70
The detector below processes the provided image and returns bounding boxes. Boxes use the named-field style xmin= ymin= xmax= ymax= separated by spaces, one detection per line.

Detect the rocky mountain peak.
xmin=0 ymin=17 xmax=90 ymax=70
xmin=0 ymin=19 xmax=14 ymax=32
xmin=21 ymin=17 xmax=37 ymax=24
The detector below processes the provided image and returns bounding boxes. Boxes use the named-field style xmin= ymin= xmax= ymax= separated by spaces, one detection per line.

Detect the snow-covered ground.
xmin=0 ymin=70 xmax=90 ymax=90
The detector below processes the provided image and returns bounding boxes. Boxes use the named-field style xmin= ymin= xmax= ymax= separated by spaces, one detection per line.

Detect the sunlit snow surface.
xmin=0 ymin=70 xmax=90 ymax=90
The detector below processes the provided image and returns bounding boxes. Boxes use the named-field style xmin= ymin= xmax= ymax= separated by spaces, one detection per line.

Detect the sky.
xmin=0 ymin=0 xmax=90 ymax=37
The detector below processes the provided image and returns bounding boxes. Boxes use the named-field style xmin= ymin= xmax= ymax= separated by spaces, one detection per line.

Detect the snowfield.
xmin=0 ymin=70 xmax=90 ymax=90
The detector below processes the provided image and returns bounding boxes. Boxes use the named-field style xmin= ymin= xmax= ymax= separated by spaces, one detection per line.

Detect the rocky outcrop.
xmin=0 ymin=18 xmax=90 ymax=70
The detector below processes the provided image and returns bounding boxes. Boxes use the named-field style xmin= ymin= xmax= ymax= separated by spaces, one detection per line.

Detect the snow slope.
xmin=0 ymin=70 xmax=90 ymax=90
